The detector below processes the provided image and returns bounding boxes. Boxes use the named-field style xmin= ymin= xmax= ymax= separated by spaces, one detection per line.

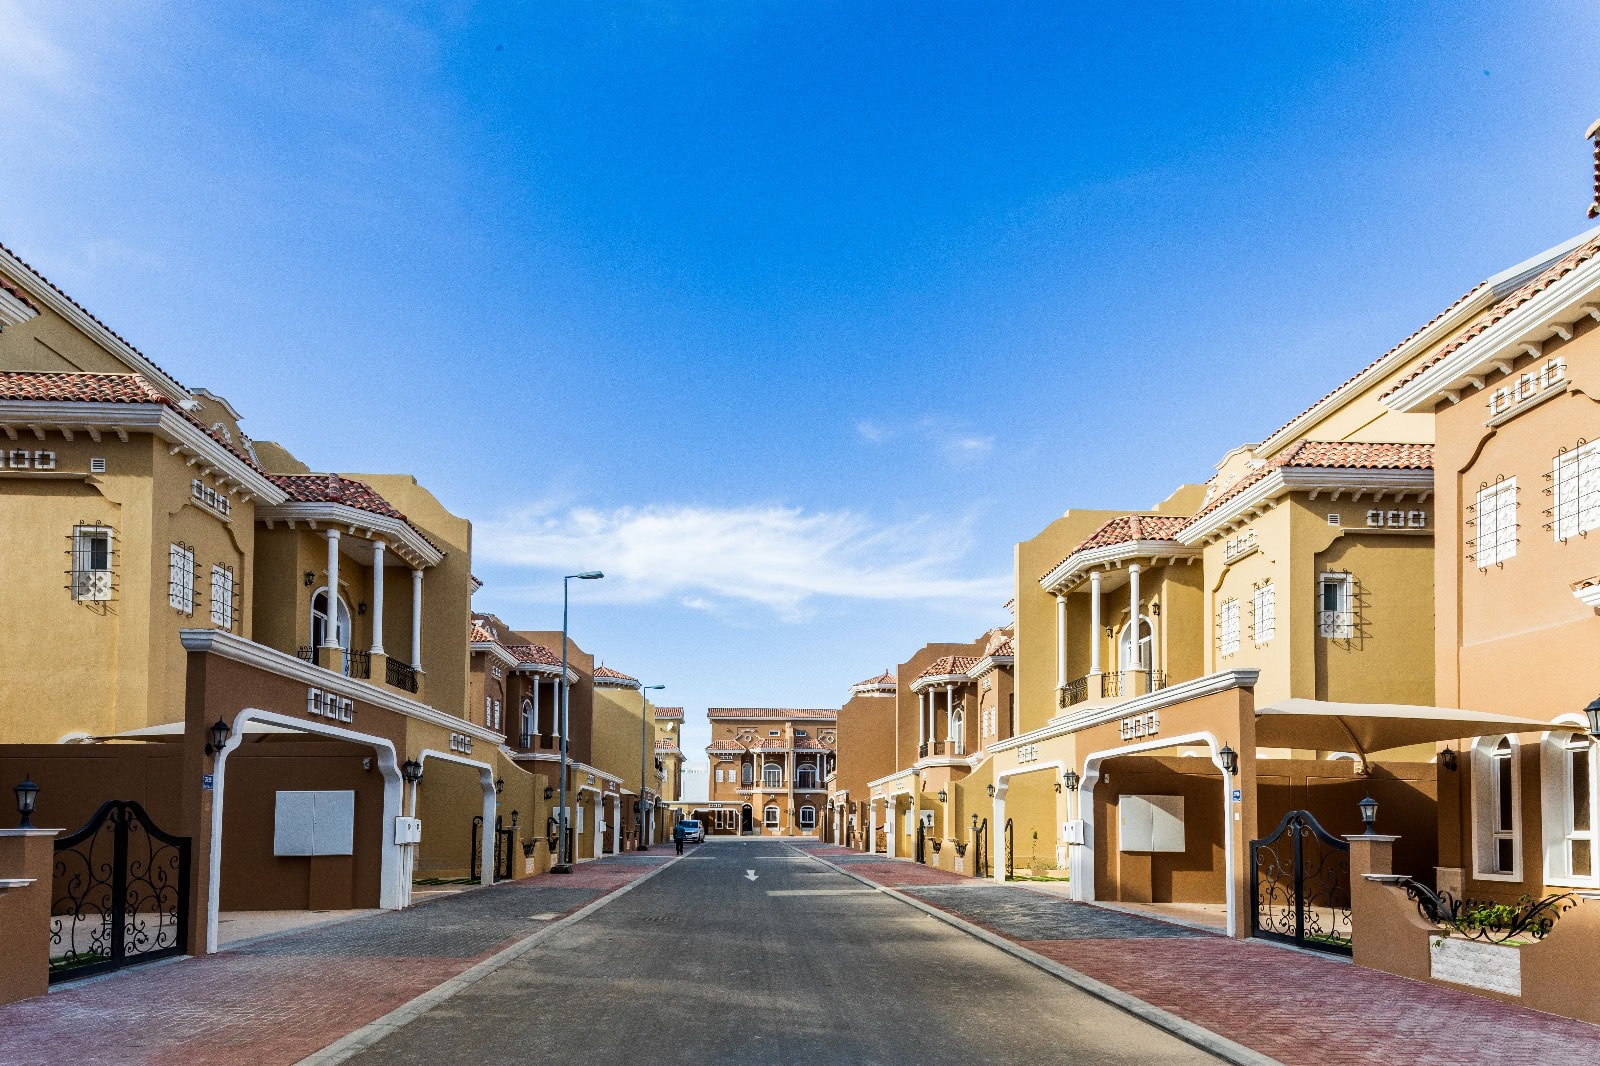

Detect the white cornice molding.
xmin=0 ymin=286 xmax=39 ymax=330
xmin=510 ymin=660 xmax=578 ymax=683
xmin=1177 ymin=468 xmax=1433 ymax=545
xmin=470 ymin=640 xmax=518 ymax=669
xmin=1386 ymin=252 xmax=1600 ymax=413
xmin=967 ymin=654 xmax=1014 ymax=679
xmin=0 ymin=246 xmax=190 ymax=402
xmin=909 ymin=672 xmax=972 ymax=693
xmin=505 ymin=751 xmax=623 ymax=785
xmin=1040 ymin=541 xmax=1199 ymax=594
xmin=990 ymin=669 xmax=1261 ymax=753
xmin=867 ymin=767 xmax=919 ymax=791
xmin=0 ymin=401 xmax=285 ymax=503
xmin=593 ymin=677 xmax=642 ymax=690
xmin=178 ymin=628 xmax=501 ymax=744
xmin=1574 ymin=583 xmax=1600 ymax=611
xmin=256 ymin=500 xmax=443 ymax=567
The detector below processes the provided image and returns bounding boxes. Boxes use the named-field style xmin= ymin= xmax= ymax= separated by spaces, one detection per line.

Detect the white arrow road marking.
xmin=745 ymin=870 xmax=759 ymax=881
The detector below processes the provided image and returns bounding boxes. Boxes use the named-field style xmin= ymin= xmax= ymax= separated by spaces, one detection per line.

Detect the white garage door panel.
xmin=1118 ymin=794 xmax=1185 ymax=853
xmin=274 ymin=790 xmax=356 ymax=857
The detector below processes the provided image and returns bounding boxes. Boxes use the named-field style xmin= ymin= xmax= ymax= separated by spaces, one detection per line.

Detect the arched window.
xmin=1118 ymin=617 xmax=1153 ymax=671
xmin=796 ymin=763 xmax=816 ymax=788
xmin=520 ymin=700 xmax=534 ymax=745
xmin=763 ymin=805 xmax=779 ymax=828
xmin=798 ymin=805 xmax=816 ymax=829
xmin=763 ymin=763 xmax=782 ymax=789
xmin=311 ymin=588 xmax=352 ymax=673
xmin=1542 ymin=728 xmax=1598 ymax=885
xmin=1473 ymin=735 xmax=1520 ymax=877
xmin=741 ymin=762 xmax=754 ymax=786
xmin=951 ymin=709 xmax=965 ymax=755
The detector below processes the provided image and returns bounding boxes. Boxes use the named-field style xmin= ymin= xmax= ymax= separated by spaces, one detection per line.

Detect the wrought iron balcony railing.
xmin=1101 ymin=670 xmax=1167 ymax=699
xmin=386 ymin=658 xmax=419 ymax=693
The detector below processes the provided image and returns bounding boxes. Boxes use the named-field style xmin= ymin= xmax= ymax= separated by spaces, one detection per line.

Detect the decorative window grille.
xmin=69 ymin=525 xmax=115 ymax=602
xmin=741 ymin=763 xmax=753 ymax=786
xmin=1252 ymin=583 xmax=1276 ymax=644
xmin=168 ymin=543 xmax=196 ymax=614
xmin=1471 ymin=478 xmax=1518 ymax=569
xmin=1407 ymin=511 xmax=1427 ymax=528
xmin=1318 ymin=573 xmax=1354 ymax=638
xmin=715 ymin=768 xmax=725 ymax=783
xmin=1218 ymin=599 xmax=1241 ymax=657
xmin=1551 ymin=440 xmax=1600 ymax=542
xmin=209 ymin=564 xmax=235 ymax=628
xmin=1366 ymin=510 xmax=1383 ymax=527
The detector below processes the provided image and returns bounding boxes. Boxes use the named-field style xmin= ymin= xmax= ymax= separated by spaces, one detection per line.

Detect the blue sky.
xmin=2 ymin=2 xmax=1596 ymax=799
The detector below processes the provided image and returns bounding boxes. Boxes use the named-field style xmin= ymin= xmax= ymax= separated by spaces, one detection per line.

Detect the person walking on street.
xmin=673 ymin=820 xmax=686 ymax=855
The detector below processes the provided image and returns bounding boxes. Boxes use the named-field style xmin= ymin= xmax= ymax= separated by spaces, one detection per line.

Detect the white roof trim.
xmin=257 ymin=500 xmax=443 ymax=567
xmin=1385 ymin=250 xmax=1600 ymax=412
xmin=0 ymin=245 xmax=190 ymax=401
xmin=470 ymin=640 xmax=518 ymax=669
xmin=1177 ymin=467 xmax=1433 ymax=545
xmin=178 ymin=628 xmax=503 ymax=744
xmin=0 ymin=400 xmax=284 ymax=503
xmin=909 ymin=672 xmax=971 ymax=693
xmin=990 ymin=669 xmax=1261 ymax=753
xmin=1040 ymin=541 xmax=1198 ymax=594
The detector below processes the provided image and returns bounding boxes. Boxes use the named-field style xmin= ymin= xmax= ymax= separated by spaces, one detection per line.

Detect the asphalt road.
xmin=346 ymin=840 xmax=1219 ymax=1065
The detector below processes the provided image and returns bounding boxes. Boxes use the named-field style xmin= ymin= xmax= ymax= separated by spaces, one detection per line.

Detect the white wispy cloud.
xmin=855 ymin=419 xmax=893 ymax=443
xmin=857 ymin=416 xmax=996 ymax=463
xmin=476 ymin=502 xmax=1009 ymax=622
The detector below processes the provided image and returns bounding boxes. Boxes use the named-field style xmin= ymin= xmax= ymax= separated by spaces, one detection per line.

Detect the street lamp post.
xmin=638 ymin=683 xmax=665 ymax=850
xmin=552 ymin=571 xmax=603 ymax=875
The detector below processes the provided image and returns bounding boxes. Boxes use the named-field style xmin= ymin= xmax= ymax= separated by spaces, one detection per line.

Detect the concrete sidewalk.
xmin=0 ymin=854 xmax=674 ymax=1066
xmin=798 ymin=843 xmax=1600 ymax=1066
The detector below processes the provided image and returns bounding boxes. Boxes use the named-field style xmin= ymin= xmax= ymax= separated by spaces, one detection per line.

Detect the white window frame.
xmin=741 ymin=762 xmax=753 ymax=786
xmin=1541 ymin=725 xmax=1600 ymax=888
xmin=1252 ymin=583 xmax=1275 ymax=644
xmin=209 ymin=563 xmax=235 ymax=628
xmin=796 ymin=763 xmax=816 ymax=789
xmin=762 ymin=764 xmax=782 ymax=789
xmin=1474 ymin=478 xmax=1518 ymax=568
xmin=521 ymin=700 xmax=534 ymax=740
xmin=1317 ymin=573 xmax=1354 ymax=639
xmin=169 ymin=543 xmax=196 ymax=614
xmin=763 ymin=805 xmax=779 ymax=828
xmin=715 ymin=767 xmax=724 ymax=784
xmin=71 ymin=525 xmax=114 ymax=602
xmin=1552 ymin=440 xmax=1600 ymax=543
xmin=798 ymin=805 xmax=816 ymax=829
xmin=1472 ymin=735 xmax=1522 ymax=881
xmin=1218 ymin=598 xmax=1241 ymax=657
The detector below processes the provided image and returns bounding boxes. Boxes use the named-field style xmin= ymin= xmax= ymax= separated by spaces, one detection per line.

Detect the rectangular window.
xmin=763 ymin=766 xmax=781 ymax=788
xmin=1553 ymin=441 xmax=1600 ymax=542
xmin=714 ymin=768 xmax=724 ymax=783
xmin=794 ymin=729 xmax=807 ymax=738
xmin=1493 ymin=744 xmax=1515 ymax=874
xmin=70 ymin=525 xmax=114 ymax=602
xmin=1474 ymin=479 xmax=1518 ymax=568
xmin=1218 ymin=599 xmax=1240 ymax=657
xmin=168 ymin=543 xmax=195 ymax=614
xmin=485 ymin=696 xmax=492 ymax=724
xmin=1569 ymin=739 xmax=1594 ymax=879
xmin=209 ymin=564 xmax=234 ymax=628
xmin=1318 ymin=574 xmax=1354 ymax=639
xmin=1252 ymin=583 xmax=1275 ymax=644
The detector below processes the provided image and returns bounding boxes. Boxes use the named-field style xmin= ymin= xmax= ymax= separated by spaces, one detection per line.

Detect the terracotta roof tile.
xmin=0 ymin=272 xmax=39 ymax=313
xmin=706 ymin=739 xmax=747 ymax=752
xmin=707 ymin=708 xmax=837 ymax=720
xmin=655 ymin=739 xmax=680 ymax=753
xmin=1384 ymin=234 xmax=1600 ymax=399
xmin=0 ymin=370 xmax=266 ymax=473
xmin=1187 ymin=441 xmax=1433 ymax=525
xmin=853 ymin=670 xmax=896 ymax=688
xmin=268 ymin=473 xmax=407 ymax=519
xmin=1040 ymin=514 xmax=1189 ymax=582
xmin=916 ymin=655 xmax=980 ymax=681
xmin=982 ymin=633 xmax=1015 ymax=658
xmin=0 ymin=241 xmax=184 ymax=392
xmin=593 ymin=665 xmax=639 ymax=683
xmin=653 ymin=706 xmax=684 ymax=719
xmin=469 ymin=621 xmax=497 ymax=645
xmin=507 ymin=643 xmax=563 ymax=668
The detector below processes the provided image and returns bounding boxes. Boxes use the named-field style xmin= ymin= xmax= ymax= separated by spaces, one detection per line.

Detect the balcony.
xmin=386 ymin=658 xmax=419 ymax=693
xmin=918 ymin=741 xmax=948 ymax=758
xmin=1060 ymin=670 xmax=1170 ymax=708
xmin=295 ymin=646 xmax=371 ymax=680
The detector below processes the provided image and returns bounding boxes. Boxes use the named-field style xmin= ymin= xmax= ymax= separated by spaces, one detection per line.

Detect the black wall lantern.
xmin=401 ymin=759 xmax=423 ymax=784
xmin=14 ymin=775 xmax=39 ymax=829
xmin=1439 ymin=747 xmax=1458 ymax=771
xmin=1063 ymin=769 xmax=1080 ymax=792
xmin=205 ymin=718 xmax=232 ymax=756
xmin=1358 ymin=795 xmax=1379 ymax=834
xmin=1218 ymin=743 xmax=1239 ymax=776
xmin=495 ymin=777 xmax=505 ymax=795
xmin=543 ymin=786 xmax=555 ymax=801
xmin=986 ymin=783 xmax=996 ymax=798
xmin=357 ymin=602 xmax=367 ymax=616
xmin=1585 ymin=695 xmax=1600 ymax=738
xmin=937 ymin=788 xmax=948 ymax=804
xmin=303 ymin=571 xmax=315 ymax=587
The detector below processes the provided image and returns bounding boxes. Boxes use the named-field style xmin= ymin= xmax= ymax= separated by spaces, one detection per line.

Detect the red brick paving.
xmin=0 ymin=856 xmax=669 ymax=1066
xmin=844 ymin=861 xmax=973 ymax=887
xmin=815 ymin=846 xmax=1600 ymax=1066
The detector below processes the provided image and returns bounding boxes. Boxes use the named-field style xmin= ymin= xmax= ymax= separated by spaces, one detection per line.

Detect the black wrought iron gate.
xmin=1004 ymin=818 xmax=1014 ymax=881
xmin=51 ymin=799 xmax=191 ymax=982
xmin=974 ymin=818 xmax=990 ymax=878
xmin=1249 ymin=809 xmax=1353 ymax=955
xmin=471 ymin=814 xmax=514 ymax=882
xmin=914 ymin=821 xmax=927 ymax=864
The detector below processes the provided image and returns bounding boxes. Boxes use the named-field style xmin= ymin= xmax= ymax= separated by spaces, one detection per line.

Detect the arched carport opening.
xmin=412 ymin=749 xmax=497 ymax=895
xmin=207 ymin=708 xmax=403 ymax=954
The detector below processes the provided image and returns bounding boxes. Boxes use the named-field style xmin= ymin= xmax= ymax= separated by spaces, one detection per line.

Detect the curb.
xmin=791 ymin=846 xmax=1280 ymax=1066
xmin=297 ymin=855 xmax=684 ymax=1065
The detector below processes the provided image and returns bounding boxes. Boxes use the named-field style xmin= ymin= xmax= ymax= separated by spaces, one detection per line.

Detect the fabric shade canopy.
xmin=1255 ymin=699 xmax=1578 ymax=760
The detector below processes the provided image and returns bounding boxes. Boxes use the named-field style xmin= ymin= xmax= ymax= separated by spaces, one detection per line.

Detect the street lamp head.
xmin=568 ymin=571 xmax=604 ymax=581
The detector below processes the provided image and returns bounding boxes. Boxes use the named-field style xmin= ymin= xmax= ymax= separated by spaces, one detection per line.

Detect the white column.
xmin=944 ymin=683 xmax=954 ymax=746
xmin=560 ymin=678 xmax=569 ymax=737
xmin=1128 ymin=563 xmax=1142 ymax=671
xmin=1055 ymin=592 xmax=1067 ymax=687
xmin=869 ymin=802 xmax=878 ymax=854
xmin=1089 ymin=570 xmax=1102 ymax=674
xmin=532 ymin=678 xmax=541 ymax=738
xmin=886 ymin=801 xmax=897 ymax=859
xmin=612 ymin=799 xmax=621 ymax=853
xmin=322 ymin=530 xmax=341 ymax=646
xmin=370 ymin=540 xmax=386 ymax=654
xmin=410 ymin=568 xmax=423 ymax=669
xmin=918 ymin=690 xmax=926 ymax=748
xmin=992 ymin=786 xmax=1007 ymax=883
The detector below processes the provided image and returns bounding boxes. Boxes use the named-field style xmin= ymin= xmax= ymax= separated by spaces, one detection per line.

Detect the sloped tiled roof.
xmin=269 ymin=473 xmax=408 ymax=519
xmin=656 ymin=739 xmax=681 ymax=754
xmin=0 ymin=241 xmax=184 ymax=391
xmin=1188 ymin=440 xmax=1434 ymax=525
xmin=706 ymin=708 xmax=837 ymax=720
xmin=981 ymin=632 xmax=1014 ymax=659
xmin=706 ymin=739 xmax=748 ymax=752
xmin=0 ymin=272 xmax=39 ymax=312
xmin=593 ymin=664 xmax=639 ymax=683
xmin=508 ymin=643 xmax=563 ymax=668
xmin=916 ymin=655 xmax=980 ymax=681
xmin=1385 ymin=234 xmax=1600 ymax=399
xmin=653 ymin=706 xmax=684 ymax=719
xmin=1041 ymin=514 xmax=1189 ymax=582
xmin=853 ymin=670 xmax=896 ymax=688
xmin=469 ymin=621 xmax=498 ymax=645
